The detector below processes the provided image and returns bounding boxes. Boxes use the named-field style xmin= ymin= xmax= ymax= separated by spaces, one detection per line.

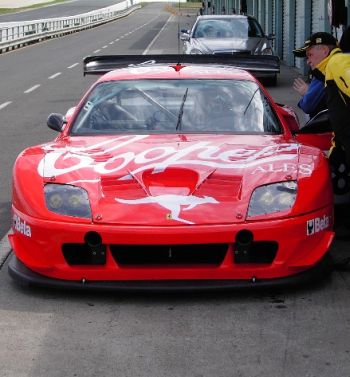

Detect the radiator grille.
xmin=110 ymin=243 xmax=228 ymax=266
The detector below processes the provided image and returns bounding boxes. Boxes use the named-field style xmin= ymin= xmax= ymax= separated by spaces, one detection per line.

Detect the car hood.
xmin=37 ymin=134 xmax=305 ymax=225
xmin=190 ymin=37 xmax=264 ymax=54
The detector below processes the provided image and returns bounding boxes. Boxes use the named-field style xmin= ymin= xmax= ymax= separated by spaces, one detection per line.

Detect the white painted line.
xmin=24 ymin=84 xmax=40 ymax=94
xmin=0 ymin=101 xmax=12 ymax=110
xmin=102 ymin=45 xmax=108 ymax=49
xmin=0 ymin=230 xmax=12 ymax=268
xmin=67 ymin=63 xmax=79 ymax=69
xmin=48 ymin=72 xmax=62 ymax=79
xmin=94 ymin=49 xmax=101 ymax=53
xmin=109 ymin=41 xmax=114 ymax=45
xmin=143 ymin=15 xmax=173 ymax=55
xmin=115 ymin=38 xmax=119 ymax=42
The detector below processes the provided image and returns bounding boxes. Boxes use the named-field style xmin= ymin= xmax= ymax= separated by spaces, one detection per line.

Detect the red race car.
xmin=8 ymin=55 xmax=334 ymax=290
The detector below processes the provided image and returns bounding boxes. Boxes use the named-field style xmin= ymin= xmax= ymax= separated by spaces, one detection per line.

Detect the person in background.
xmin=324 ymin=27 xmax=350 ymax=168
xmin=293 ymin=32 xmax=338 ymax=121
xmin=298 ymin=29 xmax=350 ymax=244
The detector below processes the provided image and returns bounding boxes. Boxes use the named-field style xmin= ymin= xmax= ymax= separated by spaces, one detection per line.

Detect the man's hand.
xmin=293 ymin=77 xmax=309 ymax=96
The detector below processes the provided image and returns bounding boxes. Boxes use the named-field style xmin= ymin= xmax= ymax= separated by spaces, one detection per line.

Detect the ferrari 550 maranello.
xmin=8 ymin=55 xmax=334 ymax=290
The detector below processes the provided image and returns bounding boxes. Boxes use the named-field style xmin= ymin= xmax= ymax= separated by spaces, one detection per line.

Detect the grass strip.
xmin=164 ymin=2 xmax=201 ymax=15
xmin=0 ymin=0 xmax=68 ymax=15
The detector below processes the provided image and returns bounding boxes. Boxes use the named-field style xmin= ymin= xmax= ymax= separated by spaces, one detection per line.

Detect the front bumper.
xmin=9 ymin=206 xmax=334 ymax=286
xmin=8 ymin=253 xmax=332 ymax=291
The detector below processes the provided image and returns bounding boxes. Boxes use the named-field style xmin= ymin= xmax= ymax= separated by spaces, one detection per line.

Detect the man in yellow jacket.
xmin=296 ymin=30 xmax=350 ymax=243
xmin=325 ymin=34 xmax=350 ymax=167
xmin=293 ymin=32 xmax=338 ymax=120
xmin=294 ymin=33 xmax=348 ymax=196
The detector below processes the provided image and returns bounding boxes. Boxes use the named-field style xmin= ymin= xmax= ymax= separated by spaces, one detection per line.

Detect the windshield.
xmin=192 ymin=18 xmax=264 ymax=39
xmin=70 ymin=79 xmax=281 ymax=135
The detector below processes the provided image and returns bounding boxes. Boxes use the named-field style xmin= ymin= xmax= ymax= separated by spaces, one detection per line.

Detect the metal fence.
xmin=0 ymin=0 xmax=142 ymax=53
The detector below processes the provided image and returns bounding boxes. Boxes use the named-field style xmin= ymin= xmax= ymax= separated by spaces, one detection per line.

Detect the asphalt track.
xmin=0 ymin=3 xmax=350 ymax=377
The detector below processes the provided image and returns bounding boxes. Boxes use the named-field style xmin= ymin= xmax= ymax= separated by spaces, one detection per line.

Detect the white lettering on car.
xmin=37 ymin=136 xmax=302 ymax=179
xmin=13 ymin=213 xmax=32 ymax=237
xmin=306 ymin=215 xmax=330 ymax=235
xmin=250 ymin=162 xmax=313 ymax=176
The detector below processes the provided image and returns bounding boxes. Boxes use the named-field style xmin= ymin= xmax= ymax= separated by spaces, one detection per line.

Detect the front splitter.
xmin=8 ymin=254 xmax=333 ymax=292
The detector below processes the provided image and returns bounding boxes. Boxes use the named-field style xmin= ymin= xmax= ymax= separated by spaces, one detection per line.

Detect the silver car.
xmin=181 ymin=15 xmax=279 ymax=85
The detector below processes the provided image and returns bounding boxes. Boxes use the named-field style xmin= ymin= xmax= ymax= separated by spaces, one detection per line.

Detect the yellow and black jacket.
xmin=314 ymin=48 xmax=350 ymax=162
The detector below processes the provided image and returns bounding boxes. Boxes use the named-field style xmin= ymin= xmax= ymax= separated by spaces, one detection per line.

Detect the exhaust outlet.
xmin=84 ymin=231 xmax=106 ymax=264
xmin=84 ymin=231 xmax=102 ymax=250
xmin=234 ymin=230 xmax=253 ymax=263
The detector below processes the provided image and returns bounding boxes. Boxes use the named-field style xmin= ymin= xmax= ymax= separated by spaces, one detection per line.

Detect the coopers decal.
xmin=13 ymin=213 xmax=32 ymax=237
xmin=307 ymin=215 xmax=330 ymax=235
xmin=37 ymin=135 xmax=308 ymax=179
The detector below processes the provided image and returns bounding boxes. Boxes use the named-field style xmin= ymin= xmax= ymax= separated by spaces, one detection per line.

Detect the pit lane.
xmin=0 ymin=3 xmax=350 ymax=376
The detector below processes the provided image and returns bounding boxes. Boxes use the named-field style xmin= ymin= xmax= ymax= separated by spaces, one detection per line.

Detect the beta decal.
xmin=307 ymin=215 xmax=330 ymax=235
xmin=13 ymin=214 xmax=32 ymax=237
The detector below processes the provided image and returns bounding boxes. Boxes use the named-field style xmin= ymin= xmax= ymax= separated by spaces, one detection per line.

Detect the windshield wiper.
xmin=243 ymin=87 xmax=260 ymax=115
xmin=176 ymin=88 xmax=189 ymax=131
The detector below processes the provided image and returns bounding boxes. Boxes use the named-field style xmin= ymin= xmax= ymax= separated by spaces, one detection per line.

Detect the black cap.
xmin=293 ymin=32 xmax=337 ymax=57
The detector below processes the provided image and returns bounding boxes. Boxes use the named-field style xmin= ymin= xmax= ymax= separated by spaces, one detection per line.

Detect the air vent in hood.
xmin=195 ymin=174 xmax=242 ymax=199
xmin=101 ymin=176 xmax=145 ymax=198
xmin=101 ymin=170 xmax=242 ymax=200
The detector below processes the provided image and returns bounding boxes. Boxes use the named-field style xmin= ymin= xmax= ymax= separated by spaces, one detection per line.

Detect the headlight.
xmin=190 ymin=49 xmax=203 ymax=55
xmin=247 ymin=181 xmax=297 ymax=218
xmin=44 ymin=184 xmax=92 ymax=218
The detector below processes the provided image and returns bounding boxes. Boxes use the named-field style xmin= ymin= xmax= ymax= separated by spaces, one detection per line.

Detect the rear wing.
xmin=83 ymin=54 xmax=280 ymax=77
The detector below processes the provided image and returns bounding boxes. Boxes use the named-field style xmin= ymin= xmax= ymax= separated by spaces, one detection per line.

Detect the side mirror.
xmin=297 ymin=109 xmax=332 ymax=134
xmin=47 ymin=113 xmax=66 ymax=132
xmin=180 ymin=32 xmax=190 ymax=41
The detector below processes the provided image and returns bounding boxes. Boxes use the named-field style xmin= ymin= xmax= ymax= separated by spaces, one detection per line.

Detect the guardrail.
xmin=0 ymin=0 xmax=142 ymax=53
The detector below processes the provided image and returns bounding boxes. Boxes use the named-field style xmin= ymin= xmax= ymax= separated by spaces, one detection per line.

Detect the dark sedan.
xmin=181 ymin=15 xmax=279 ymax=85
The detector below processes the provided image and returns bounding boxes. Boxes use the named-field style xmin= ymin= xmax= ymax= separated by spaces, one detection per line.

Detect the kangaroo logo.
xmin=116 ymin=194 xmax=219 ymax=224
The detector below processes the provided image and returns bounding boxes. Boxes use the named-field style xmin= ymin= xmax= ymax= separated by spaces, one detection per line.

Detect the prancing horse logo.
xmin=115 ymin=194 xmax=219 ymax=224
